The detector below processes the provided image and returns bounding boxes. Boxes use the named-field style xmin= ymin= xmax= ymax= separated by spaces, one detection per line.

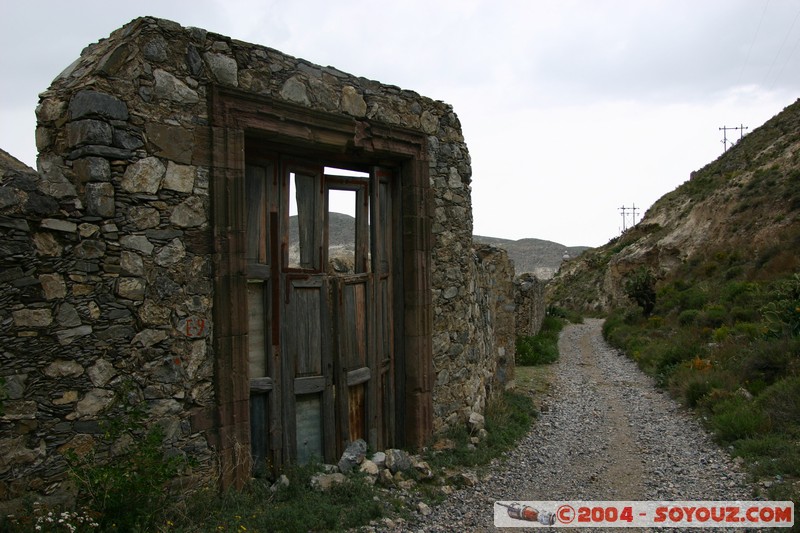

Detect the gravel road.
xmin=396 ymin=318 xmax=755 ymax=532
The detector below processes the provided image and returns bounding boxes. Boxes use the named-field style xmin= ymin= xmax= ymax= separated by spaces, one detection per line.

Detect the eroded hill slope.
xmin=549 ymin=98 xmax=800 ymax=312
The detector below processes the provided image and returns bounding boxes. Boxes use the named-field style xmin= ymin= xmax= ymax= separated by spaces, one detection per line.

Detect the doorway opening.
xmin=244 ymin=154 xmax=397 ymax=473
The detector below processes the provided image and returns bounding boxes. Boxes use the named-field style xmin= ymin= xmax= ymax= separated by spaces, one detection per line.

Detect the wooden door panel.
xmin=295 ymin=394 xmax=324 ymax=464
xmin=348 ymin=384 xmax=366 ymax=442
xmin=334 ymin=275 xmax=374 ymax=450
xmin=283 ymin=275 xmax=334 ymax=463
xmin=340 ymin=279 xmax=369 ymax=368
xmin=250 ymin=394 xmax=269 ymax=475
xmin=286 ymin=280 xmax=324 ymax=376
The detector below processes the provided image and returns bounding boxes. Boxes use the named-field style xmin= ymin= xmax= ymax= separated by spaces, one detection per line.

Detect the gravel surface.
xmin=384 ymin=319 xmax=756 ymax=532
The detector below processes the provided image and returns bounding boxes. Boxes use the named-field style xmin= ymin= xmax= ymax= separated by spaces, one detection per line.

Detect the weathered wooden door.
xmin=246 ymin=156 xmax=396 ymax=471
xmin=281 ymin=164 xmax=335 ymax=465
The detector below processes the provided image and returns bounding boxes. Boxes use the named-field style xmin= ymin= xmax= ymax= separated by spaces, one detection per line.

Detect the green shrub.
xmin=738 ymin=338 xmax=800 ymax=388
xmin=678 ymin=309 xmax=699 ymax=326
xmin=761 ymin=273 xmax=800 ymax=337
xmin=734 ymin=435 xmax=800 ymax=477
xmin=722 ymin=281 xmax=757 ymax=304
xmin=547 ymin=306 xmax=583 ymax=324
xmin=516 ymin=335 xmax=558 ymax=366
xmin=484 ymin=391 xmax=538 ymax=455
xmin=697 ymin=304 xmax=728 ymax=328
xmin=624 ymin=267 xmax=657 ymax=317
xmin=678 ymin=286 xmax=707 ymax=311
xmin=684 ymin=379 xmax=714 ymax=408
xmin=756 ymin=377 xmax=800 ymax=436
xmin=730 ymin=306 xmax=758 ymax=323
xmin=712 ymin=326 xmax=730 ymax=342
xmin=516 ymin=316 xmax=564 ymax=366
xmin=732 ymin=321 xmax=761 ymax=338
xmin=674 ymin=368 xmax=734 ymax=409
xmin=174 ymin=463 xmax=383 ymax=532
xmin=710 ymin=396 xmax=769 ymax=443
xmin=649 ymin=335 xmax=699 ymax=375
xmin=57 ymin=382 xmax=192 ymax=532
xmin=67 ymin=424 xmax=187 ymax=532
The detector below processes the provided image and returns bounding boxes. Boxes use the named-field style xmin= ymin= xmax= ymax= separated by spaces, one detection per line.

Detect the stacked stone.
xmin=2 ymin=82 xmax=217 ymax=510
xmin=514 ymin=272 xmax=547 ymax=338
xmin=431 ymin=242 xmax=517 ymax=433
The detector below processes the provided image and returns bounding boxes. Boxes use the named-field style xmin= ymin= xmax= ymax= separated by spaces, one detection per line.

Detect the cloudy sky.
xmin=1 ymin=1 xmax=798 ymax=247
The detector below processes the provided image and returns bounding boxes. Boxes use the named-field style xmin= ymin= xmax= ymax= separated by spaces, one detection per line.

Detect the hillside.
xmin=549 ymin=98 xmax=800 ymax=313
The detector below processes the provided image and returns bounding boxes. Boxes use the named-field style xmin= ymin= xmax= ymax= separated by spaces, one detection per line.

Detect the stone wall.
xmin=514 ymin=272 xmax=548 ymax=338
xmin=432 ymin=244 xmax=517 ymax=432
xmin=0 ymin=16 xmax=536 ymax=509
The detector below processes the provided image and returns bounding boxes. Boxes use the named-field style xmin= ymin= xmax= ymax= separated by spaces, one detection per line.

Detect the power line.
xmin=771 ymin=8 xmax=800 ymax=91
xmin=764 ymin=3 xmax=800 ymax=90
xmin=737 ymin=0 xmax=771 ymax=88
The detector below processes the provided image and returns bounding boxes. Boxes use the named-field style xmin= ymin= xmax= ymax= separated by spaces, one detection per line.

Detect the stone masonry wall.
xmin=514 ymin=272 xmax=547 ymax=338
xmin=0 ymin=16 xmax=533 ymax=509
xmin=432 ymin=244 xmax=517 ymax=432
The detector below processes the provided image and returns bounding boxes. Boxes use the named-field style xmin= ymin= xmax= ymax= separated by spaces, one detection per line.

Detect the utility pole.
xmin=738 ymin=123 xmax=749 ymax=141
xmin=719 ymin=125 xmax=748 ymax=152
xmin=619 ymin=204 xmax=640 ymax=234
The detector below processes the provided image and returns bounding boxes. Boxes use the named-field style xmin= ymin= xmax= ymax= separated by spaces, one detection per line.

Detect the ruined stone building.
xmin=0 ymin=17 xmax=543 ymax=509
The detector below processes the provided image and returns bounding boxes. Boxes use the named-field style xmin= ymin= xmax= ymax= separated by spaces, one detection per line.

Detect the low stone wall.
xmin=515 ymin=272 xmax=547 ymax=339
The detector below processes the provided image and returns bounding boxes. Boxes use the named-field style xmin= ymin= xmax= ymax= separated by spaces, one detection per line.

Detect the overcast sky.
xmin=1 ymin=1 xmax=798 ymax=247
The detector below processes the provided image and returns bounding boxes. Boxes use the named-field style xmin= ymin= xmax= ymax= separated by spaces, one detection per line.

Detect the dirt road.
xmin=406 ymin=318 xmax=752 ymax=532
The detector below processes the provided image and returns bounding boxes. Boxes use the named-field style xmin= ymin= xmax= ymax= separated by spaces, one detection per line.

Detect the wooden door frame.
xmin=209 ymin=86 xmax=432 ymax=489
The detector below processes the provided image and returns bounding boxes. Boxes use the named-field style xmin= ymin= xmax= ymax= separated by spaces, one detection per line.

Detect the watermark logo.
xmin=494 ymin=501 xmax=794 ymax=528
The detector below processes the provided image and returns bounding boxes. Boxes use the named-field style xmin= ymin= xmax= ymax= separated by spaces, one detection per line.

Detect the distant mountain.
xmin=289 ymin=212 xmax=358 ymax=270
xmin=473 ymin=235 xmax=590 ymax=279
xmin=302 ymin=212 xmax=589 ymax=279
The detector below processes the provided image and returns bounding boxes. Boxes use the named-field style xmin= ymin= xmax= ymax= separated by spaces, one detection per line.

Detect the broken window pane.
xmin=328 ymin=188 xmax=357 ymax=274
